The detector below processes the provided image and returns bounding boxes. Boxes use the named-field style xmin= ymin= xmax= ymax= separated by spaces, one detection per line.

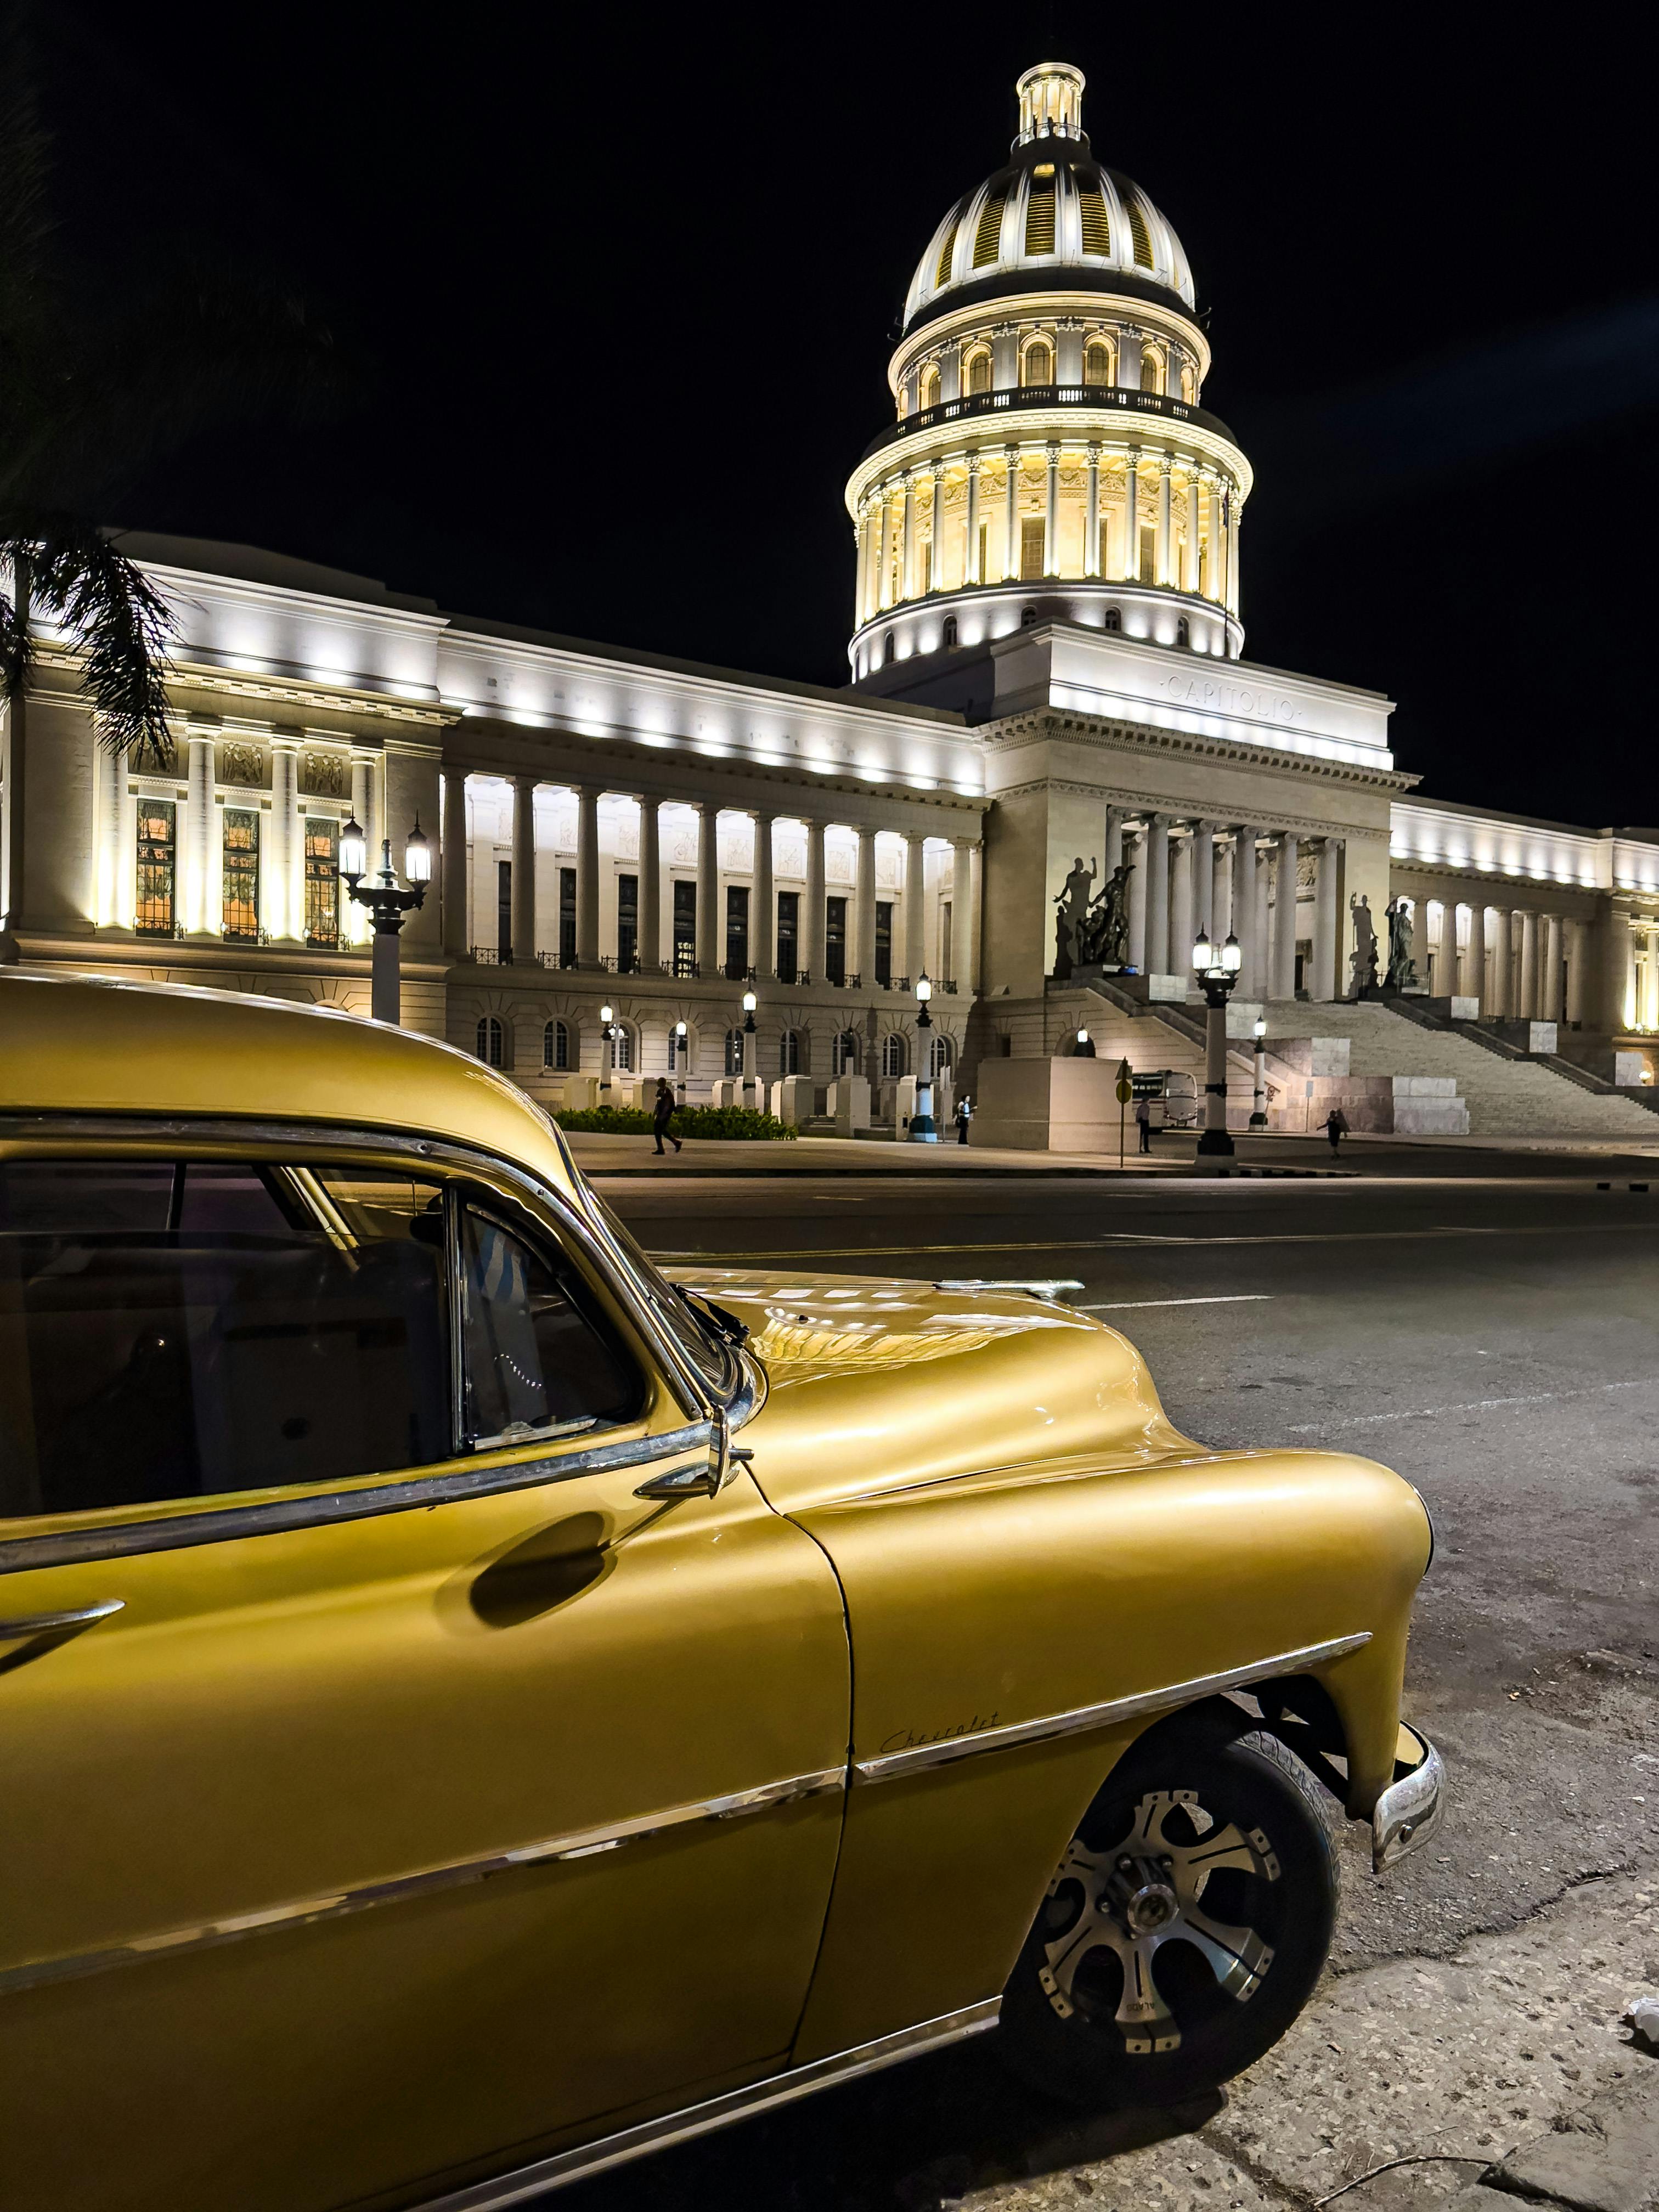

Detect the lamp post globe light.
xmin=340 ymin=815 xmax=430 ymax=1028
xmin=1074 ymin=1026 xmax=1096 ymax=1059
xmin=1191 ymin=928 xmax=1243 ymax=1160
xmin=1250 ymin=1015 xmax=1269 ymax=1130
xmin=908 ymin=974 xmax=939 ymax=1142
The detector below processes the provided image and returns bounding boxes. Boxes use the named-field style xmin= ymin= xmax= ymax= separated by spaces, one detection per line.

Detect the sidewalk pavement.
xmin=563 ymin=1131 xmax=1352 ymax=1177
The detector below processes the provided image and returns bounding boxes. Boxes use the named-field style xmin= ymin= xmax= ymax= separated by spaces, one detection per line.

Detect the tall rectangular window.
xmin=559 ymin=867 xmax=576 ymax=967
xmin=825 ymin=895 xmax=847 ymax=986
xmin=135 ymin=799 xmax=176 ymax=935
xmin=875 ymin=900 xmax=893 ymax=988
xmin=223 ymin=809 xmax=260 ymax=940
xmin=673 ymin=880 xmax=698 ymax=976
xmin=1020 ymin=516 xmax=1046 ymax=579
xmin=776 ymin=889 xmax=799 ymax=984
xmin=616 ymin=873 xmax=638 ymax=972
xmin=1139 ymin=524 xmax=1156 ymax=584
xmin=725 ymin=884 xmax=749 ymax=979
xmin=303 ymin=817 xmax=338 ymax=947
xmin=920 ymin=541 xmax=933 ymax=594
xmin=940 ymin=899 xmax=953 ymax=979
xmin=496 ymin=859 xmax=512 ymax=963
xmin=977 ymin=523 xmax=988 ymax=583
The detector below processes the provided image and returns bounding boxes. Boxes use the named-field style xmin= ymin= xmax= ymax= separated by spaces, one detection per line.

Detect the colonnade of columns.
xmin=441 ymin=774 xmax=982 ymax=994
xmin=856 ymin=444 xmax=1240 ymax=620
xmin=1425 ymin=899 xmax=1588 ymax=1023
xmin=1084 ymin=808 xmax=1341 ymax=1002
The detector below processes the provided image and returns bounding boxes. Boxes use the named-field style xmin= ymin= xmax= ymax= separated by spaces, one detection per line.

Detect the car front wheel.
xmin=1000 ymin=1726 xmax=1338 ymax=2108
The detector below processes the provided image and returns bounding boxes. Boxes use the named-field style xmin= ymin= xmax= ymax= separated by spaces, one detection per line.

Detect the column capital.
xmin=1087 ymin=440 xmax=1102 ymax=463
xmin=966 ymin=450 xmax=981 ymax=476
xmin=1158 ymin=452 xmax=1173 ymax=477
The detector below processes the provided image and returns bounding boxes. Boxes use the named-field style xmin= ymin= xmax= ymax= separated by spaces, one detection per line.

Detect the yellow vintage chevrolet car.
xmin=1 ymin=970 xmax=1441 ymax=2212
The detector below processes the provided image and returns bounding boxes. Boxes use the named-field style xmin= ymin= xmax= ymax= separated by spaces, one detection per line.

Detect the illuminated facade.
xmin=3 ymin=59 xmax=1658 ymax=1122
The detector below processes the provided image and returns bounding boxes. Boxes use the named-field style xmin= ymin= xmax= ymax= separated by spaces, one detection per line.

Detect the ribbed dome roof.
xmin=901 ymin=63 xmax=1196 ymax=330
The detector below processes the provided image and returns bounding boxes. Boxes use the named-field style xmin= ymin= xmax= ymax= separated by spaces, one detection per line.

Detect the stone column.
xmin=1543 ymin=915 xmax=1564 ymax=1021
xmin=696 ymin=802 xmax=719 ymax=974
xmin=1225 ymin=492 xmax=1242 ymax=616
xmin=1104 ymin=805 xmax=1124 ymax=876
xmin=1488 ymin=907 xmax=1511 ymax=1016
xmin=876 ymin=494 xmax=893 ymax=611
xmin=510 ymin=774 xmax=537 ymax=964
xmin=638 ymin=795 xmax=661 ymax=972
xmin=900 ymin=471 xmax=916 ymax=601
xmin=1121 ymin=452 xmax=1141 ymax=580
xmin=1231 ymin=827 xmax=1259 ymax=994
xmin=1192 ymin=820 xmax=1216 ymax=943
xmin=1084 ymin=443 xmax=1102 ymax=577
xmin=441 ymin=768 xmax=469 ymax=958
xmin=949 ymin=838 xmax=974 ymax=985
xmin=805 ymin=820 xmax=826 ymax=979
xmin=185 ymin=731 xmax=217 ymax=937
xmin=1624 ymin=919 xmax=1640 ymax=1030
xmin=1274 ymin=833 xmax=1300 ymax=998
xmin=1518 ymin=909 xmax=1538 ymax=1017
xmin=929 ymin=459 xmax=947 ymax=590
xmin=1155 ymin=454 xmax=1173 ymax=586
xmin=752 ymin=812 xmax=774 ymax=980
xmin=94 ymin=735 xmax=123 ymax=928
xmin=1127 ymin=827 xmax=1148 ymax=971
xmin=1190 ymin=476 xmax=1209 ymax=597
xmin=967 ymin=839 xmax=984 ymax=994
xmin=904 ymin=833 xmax=926 ymax=984
xmin=1312 ymin=837 xmax=1341 ymax=1001
xmin=1169 ymin=829 xmax=1194 ymax=986
xmin=1003 ymin=446 xmax=1020 ymax=582
xmin=577 ymin=785 xmax=601 ymax=967
xmin=1182 ymin=476 xmax=1200 ymax=594
xmin=1144 ymin=814 xmax=1170 ymax=975
xmin=1565 ymin=917 xmax=1589 ymax=1026
xmin=855 ymin=827 xmax=878 ymax=983
xmin=964 ymin=454 xmax=981 ymax=584
xmin=269 ymin=736 xmax=301 ymax=943
xmin=1211 ymin=830 xmax=1232 ymax=944
xmin=1044 ymin=442 xmax=1060 ymax=574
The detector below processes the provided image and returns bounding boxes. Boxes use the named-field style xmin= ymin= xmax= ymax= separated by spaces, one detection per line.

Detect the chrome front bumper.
xmin=1372 ymin=1726 xmax=1445 ymax=1872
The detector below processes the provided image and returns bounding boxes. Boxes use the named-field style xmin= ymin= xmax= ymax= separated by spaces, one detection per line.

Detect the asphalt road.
xmin=541 ymin=1155 xmax=1659 ymax=2212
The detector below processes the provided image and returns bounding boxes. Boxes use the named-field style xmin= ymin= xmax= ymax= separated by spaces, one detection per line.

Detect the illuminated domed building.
xmin=6 ymin=60 xmax=1659 ymax=1138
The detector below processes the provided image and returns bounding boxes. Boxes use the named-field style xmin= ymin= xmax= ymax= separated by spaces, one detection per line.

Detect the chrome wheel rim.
xmin=1037 ymin=1786 xmax=1282 ymax=2053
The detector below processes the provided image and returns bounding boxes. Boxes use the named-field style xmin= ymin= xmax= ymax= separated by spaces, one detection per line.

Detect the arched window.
xmin=476 ymin=1015 xmax=504 ymax=1068
xmin=544 ymin=1018 xmax=569 ymax=1070
xmin=967 ymin=351 xmax=991 ymax=395
xmin=1021 ymin=340 xmax=1052 ymax=387
xmin=931 ymin=1032 xmax=955 ymax=1080
xmin=668 ymin=1025 xmax=687 ymax=1071
xmin=832 ymin=1030 xmax=861 ymax=1076
xmin=941 ymin=614 xmax=958 ymax=648
xmin=919 ymin=364 xmax=940 ymax=410
xmin=1102 ymin=607 xmax=1122 ymax=632
xmin=881 ymin=1033 xmax=907 ymax=1078
xmin=882 ymin=631 xmax=896 ymax=666
xmin=1020 ymin=605 xmax=1038 ymax=628
xmin=1175 ymin=617 xmax=1190 ymax=647
xmin=610 ymin=1024 xmax=634 ymax=1071
xmin=1141 ymin=346 xmax=1166 ymax=395
xmin=1084 ymin=340 xmax=1112 ymax=387
xmin=779 ymin=1028 xmax=802 ymax=1075
xmin=724 ymin=1026 xmax=744 ymax=1077
xmin=1180 ymin=361 xmax=1197 ymax=403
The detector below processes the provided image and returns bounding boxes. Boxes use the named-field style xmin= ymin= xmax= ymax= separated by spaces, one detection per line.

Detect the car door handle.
xmin=0 ymin=1598 xmax=126 ymax=1640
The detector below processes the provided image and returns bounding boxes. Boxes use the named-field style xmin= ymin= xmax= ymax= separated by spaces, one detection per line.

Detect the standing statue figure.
xmin=1348 ymin=892 xmax=1380 ymax=998
xmin=1051 ymin=854 xmax=1097 ymax=980
xmin=1077 ymin=861 xmax=1132 ymax=969
xmin=1384 ymin=897 xmax=1419 ymax=991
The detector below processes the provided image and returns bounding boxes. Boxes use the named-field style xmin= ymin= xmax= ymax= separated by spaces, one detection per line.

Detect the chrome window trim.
xmin=852 ymin=1633 xmax=1375 ymax=1783
xmin=0 ymin=1763 xmax=847 ymax=1997
xmin=404 ymin=1999 xmax=1002 ymax=2211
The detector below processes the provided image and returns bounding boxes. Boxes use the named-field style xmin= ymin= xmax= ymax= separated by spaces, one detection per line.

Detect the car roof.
xmin=0 ymin=968 xmax=575 ymax=1194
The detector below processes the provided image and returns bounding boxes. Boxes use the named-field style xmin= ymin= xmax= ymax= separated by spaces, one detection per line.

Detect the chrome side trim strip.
xmin=934 ymin=1278 xmax=1085 ymax=1302
xmin=853 ymin=1633 xmax=1375 ymax=1783
xmin=0 ymin=1767 xmax=846 ymax=1997
xmin=0 ymin=1425 xmax=713 ymax=1576
xmin=405 ymin=1999 xmax=1002 ymax=2212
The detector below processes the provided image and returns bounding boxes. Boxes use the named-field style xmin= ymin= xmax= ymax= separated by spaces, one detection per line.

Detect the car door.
xmin=0 ymin=1144 xmax=849 ymax=2212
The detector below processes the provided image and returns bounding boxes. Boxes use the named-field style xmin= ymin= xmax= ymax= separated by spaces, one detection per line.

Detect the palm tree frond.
xmin=28 ymin=527 xmax=174 ymax=767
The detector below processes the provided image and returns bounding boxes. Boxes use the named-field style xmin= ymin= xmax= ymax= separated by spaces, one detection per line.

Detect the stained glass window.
xmin=136 ymin=800 xmax=176 ymax=935
xmin=304 ymin=819 xmax=339 ymax=947
xmin=223 ymin=809 xmax=260 ymax=939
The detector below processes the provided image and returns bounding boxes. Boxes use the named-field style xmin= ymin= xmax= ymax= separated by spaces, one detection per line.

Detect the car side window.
xmin=457 ymin=1202 xmax=642 ymax=1448
xmin=0 ymin=1160 xmax=450 ymax=1518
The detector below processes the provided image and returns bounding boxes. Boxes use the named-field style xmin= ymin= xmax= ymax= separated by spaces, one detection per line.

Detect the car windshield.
xmin=581 ymin=1189 xmax=740 ymax=1401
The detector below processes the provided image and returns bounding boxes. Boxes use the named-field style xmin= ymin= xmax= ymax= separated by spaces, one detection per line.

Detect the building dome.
xmin=902 ymin=64 xmax=1196 ymax=331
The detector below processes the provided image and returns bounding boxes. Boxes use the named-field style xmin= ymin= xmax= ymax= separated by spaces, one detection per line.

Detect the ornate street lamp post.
xmin=599 ymin=1005 xmax=616 ymax=1099
xmin=340 ymin=816 xmax=430 ymax=1027
xmin=909 ymin=974 xmax=940 ymax=1142
xmin=673 ymin=1019 xmax=689 ymax=1105
xmin=1250 ymin=1015 xmax=1269 ymax=1128
xmin=1191 ymin=926 xmax=1243 ymax=1160
xmin=741 ymin=988 xmax=758 ymax=1107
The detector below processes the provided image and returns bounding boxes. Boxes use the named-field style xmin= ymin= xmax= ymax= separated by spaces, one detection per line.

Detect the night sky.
xmin=36 ymin=5 xmax=1659 ymax=827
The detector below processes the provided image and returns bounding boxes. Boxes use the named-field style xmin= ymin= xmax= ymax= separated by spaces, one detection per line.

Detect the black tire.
xmin=999 ymin=1728 xmax=1338 ymax=2109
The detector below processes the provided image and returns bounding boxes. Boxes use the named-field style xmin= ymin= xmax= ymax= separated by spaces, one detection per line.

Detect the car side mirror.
xmin=633 ymin=1407 xmax=753 ymax=1502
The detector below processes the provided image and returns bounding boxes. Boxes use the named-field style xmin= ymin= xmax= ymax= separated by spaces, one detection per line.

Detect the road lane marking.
xmin=1080 ymin=1295 xmax=1274 ymax=1311
xmin=1286 ymin=1378 xmax=1658 ymax=1432
xmin=651 ymin=1222 xmax=1659 ymax=1260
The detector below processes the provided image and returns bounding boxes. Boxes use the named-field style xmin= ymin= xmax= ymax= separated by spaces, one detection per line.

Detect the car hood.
xmin=664 ymin=1266 xmax=1193 ymax=1514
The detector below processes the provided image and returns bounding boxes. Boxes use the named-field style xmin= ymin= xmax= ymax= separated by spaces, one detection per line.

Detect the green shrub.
xmin=552 ymin=1103 xmax=797 ymax=1142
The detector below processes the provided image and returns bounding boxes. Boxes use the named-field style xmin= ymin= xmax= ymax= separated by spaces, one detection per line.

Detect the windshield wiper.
xmin=678 ymin=1285 xmax=750 ymax=1347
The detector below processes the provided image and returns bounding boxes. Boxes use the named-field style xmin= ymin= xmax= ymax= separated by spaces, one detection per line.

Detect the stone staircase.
xmin=1261 ymin=998 xmax=1659 ymax=1140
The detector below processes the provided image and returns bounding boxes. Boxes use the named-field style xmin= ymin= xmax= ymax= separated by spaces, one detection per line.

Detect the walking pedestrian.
xmin=955 ymin=1094 xmax=973 ymax=1146
xmin=1135 ymin=1093 xmax=1153 ymax=1154
xmin=1324 ymin=1105 xmax=1349 ymax=1157
xmin=652 ymin=1076 xmax=682 ymax=1156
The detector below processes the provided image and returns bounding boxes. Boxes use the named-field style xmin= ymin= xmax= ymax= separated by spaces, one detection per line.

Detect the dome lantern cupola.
xmin=845 ymin=62 xmax=1252 ymax=691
